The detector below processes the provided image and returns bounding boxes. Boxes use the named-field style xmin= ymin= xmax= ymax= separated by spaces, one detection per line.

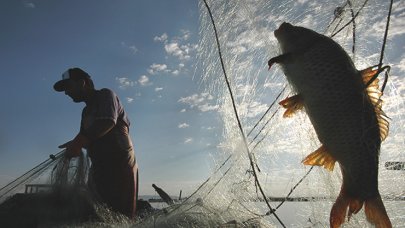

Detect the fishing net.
xmin=1 ymin=0 xmax=403 ymax=227
xmin=0 ymin=151 xmax=133 ymax=227
xmin=0 ymin=151 xmax=65 ymax=204
xmin=135 ymin=0 xmax=404 ymax=227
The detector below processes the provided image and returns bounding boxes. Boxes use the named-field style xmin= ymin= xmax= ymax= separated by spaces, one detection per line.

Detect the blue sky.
xmin=1 ymin=0 xmax=404 ymax=199
xmin=0 ymin=0 xmax=222 ymax=196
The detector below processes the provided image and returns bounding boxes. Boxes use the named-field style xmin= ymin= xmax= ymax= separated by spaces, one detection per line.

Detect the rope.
xmin=331 ymin=0 xmax=369 ymax=38
xmin=347 ymin=0 xmax=356 ymax=57
xmin=166 ymin=154 xmax=233 ymax=215
xmin=201 ymin=0 xmax=285 ymax=226
xmin=203 ymin=165 xmax=233 ymax=200
xmin=250 ymin=108 xmax=280 ymax=151
xmin=273 ymin=167 xmax=314 ymax=212
xmin=364 ymin=0 xmax=393 ymax=92
xmin=247 ymin=86 xmax=286 ymax=138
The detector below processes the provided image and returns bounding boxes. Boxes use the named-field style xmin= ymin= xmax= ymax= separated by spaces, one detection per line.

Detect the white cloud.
xmin=129 ymin=46 xmax=138 ymax=54
xmin=368 ymin=1 xmax=405 ymax=39
xmin=199 ymin=103 xmax=220 ymax=112
xmin=296 ymin=0 xmax=309 ymax=4
xmin=180 ymin=109 xmax=186 ymax=113
xmin=151 ymin=30 xmax=197 ymax=78
xmin=236 ymin=84 xmax=254 ymax=94
xmin=138 ymin=75 xmax=151 ymax=86
xmin=264 ymin=82 xmax=284 ymax=89
xmin=370 ymin=18 xmax=405 ymax=40
xmin=239 ymin=101 xmax=269 ymax=118
xmin=154 ymin=33 xmax=168 ymax=42
xmin=116 ymin=77 xmax=136 ymax=89
xmin=23 ymin=2 xmax=35 ymax=8
xmin=126 ymin=97 xmax=134 ymax=103
xmin=178 ymin=123 xmax=190 ymax=128
xmin=178 ymin=93 xmax=205 ymax=105
xmin=165 ymin=42 xmax=185 ymax=58
xmin=201 ymin=92 xmax=214 ymax=100
xmin=169 ymin=29 xmax=192 ymax=42
xmin=225 ymin=27 xmax=269 ymax=56
xmin=396 ymin=58 xmax=405 ymax=73
xmin=171 ymin=70 xmax=180 ymax=75
xmin=178 ymin=93 xmax=218 ymax=112
xmin=184 ymin=138 xmax=193 ymax=144
xmin=148 ymin=63 xmax=168 ymax=75
xmin=180 ymin=29 xmax=192 ymax=41
xmin=121 ymin=42 xmax=138 ymax=54
xmin=381 ymin=74 xmax=405 ymax=128
xmin=164 ymin=42 xmax=196 ymax=61
xmin=171 ymin=63 xmax=187 ymax=76
xmin=297 ymin=13 xmax=317 ymax=29
xmin=155 ymin=87 xmax=163 ymax=92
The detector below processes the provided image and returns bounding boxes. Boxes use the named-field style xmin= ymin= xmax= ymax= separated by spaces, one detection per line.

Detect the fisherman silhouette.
xmin=54 ymin=68 xmax=138 ymax=219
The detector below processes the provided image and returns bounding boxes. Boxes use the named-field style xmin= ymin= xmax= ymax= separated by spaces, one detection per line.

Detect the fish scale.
xmin=268 ymin=22 xmax=392 ymax=228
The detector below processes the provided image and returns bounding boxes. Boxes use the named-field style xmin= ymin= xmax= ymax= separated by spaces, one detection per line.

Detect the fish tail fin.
xmin=330 ymin=188 xmax=364 ymax=228
xmin=330 ymin=190 xmax=350 ymax=228
xmin=330 ymin=189 xmax=392 ymax=228
xmin=364 ymin=193 xmax=392 ymax=228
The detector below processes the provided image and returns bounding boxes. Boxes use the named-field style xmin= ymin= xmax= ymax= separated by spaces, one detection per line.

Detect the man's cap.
xmin=53 ymin=68 xmax=91 ymax=92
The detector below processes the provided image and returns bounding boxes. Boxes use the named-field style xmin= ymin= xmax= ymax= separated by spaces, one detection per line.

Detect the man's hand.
xmin=59 ymin=134 xmax=90 ymax=158
xmin=59 ymin=140 xmax=82 ymax=158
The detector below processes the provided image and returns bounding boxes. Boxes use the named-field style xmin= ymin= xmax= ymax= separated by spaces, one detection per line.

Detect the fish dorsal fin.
xmin=360 ymin=67 xmax=390 ymax=141
xmin=279 ymin=94 xmax=304 ymax=118
xmin=302 ymin=145 xmax=336 ymax=171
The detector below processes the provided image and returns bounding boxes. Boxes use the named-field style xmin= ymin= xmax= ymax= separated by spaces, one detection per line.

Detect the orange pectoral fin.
xmin=278 ymin=94 xmax=304 ymax=118
xmin=302 ymin=145 xmax=336 ymax=171
xmin=268 ymin=53 xmax=293 ymax=70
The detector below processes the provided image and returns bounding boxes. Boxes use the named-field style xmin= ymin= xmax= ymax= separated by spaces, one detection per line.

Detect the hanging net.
xmin=135 ymin=0 xmax=404 ymax=227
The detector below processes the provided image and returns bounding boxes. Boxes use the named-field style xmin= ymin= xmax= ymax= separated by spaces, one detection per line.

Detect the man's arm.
xmin=60 ymin=119 xmax=115 ymax=158
xmin=81 ymin=119 xmax=115 ymax=141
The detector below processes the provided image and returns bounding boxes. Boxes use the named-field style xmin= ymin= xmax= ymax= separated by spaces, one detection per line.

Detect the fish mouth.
xmin=274 ymin=28 xmax=280 ymax=38
xmin=274 ymin=22 xmax=292 ymax=38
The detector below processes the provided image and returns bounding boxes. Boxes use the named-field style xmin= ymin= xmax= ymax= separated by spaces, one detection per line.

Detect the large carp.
xmin=268 ymin=22 xmax=391 ymax=228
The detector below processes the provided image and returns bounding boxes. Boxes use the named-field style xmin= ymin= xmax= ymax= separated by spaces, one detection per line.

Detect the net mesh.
xmin=0 ymin=0 xmax=403 ymax=227
xmin=136 ymin=0 xmax=404 ymax=227
xmin=0 ymin=151 xmax=132 ymax=227
xmin=0 ymin=151 xmax=61 ymax=203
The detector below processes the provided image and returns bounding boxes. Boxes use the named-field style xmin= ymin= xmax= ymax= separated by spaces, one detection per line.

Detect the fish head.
xmin=274 ymin=22 xmax=323 ymax=53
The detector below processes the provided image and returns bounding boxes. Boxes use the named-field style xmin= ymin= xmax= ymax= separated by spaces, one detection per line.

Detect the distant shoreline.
xmin=140 ymin=195 xmax=405 ymax=203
